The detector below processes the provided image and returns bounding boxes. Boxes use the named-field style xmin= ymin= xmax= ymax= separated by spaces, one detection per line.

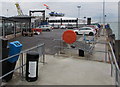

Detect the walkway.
xmin=7 ymin=55 xmax=114 ymax=85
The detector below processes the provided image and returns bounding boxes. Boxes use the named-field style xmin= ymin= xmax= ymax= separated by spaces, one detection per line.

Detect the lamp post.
xmin=84 ymin=17 xmax=86 ymax=26
xmin=6 ymin=9 xmax=8 ymax=17
xmin=77 ymin=5 xmax=81 ymax=18
xmin=77 ymin=5 xmax=81 ymax=28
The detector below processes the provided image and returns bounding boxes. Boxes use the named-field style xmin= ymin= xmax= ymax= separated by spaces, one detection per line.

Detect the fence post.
xmin=0 ymin=18 xmax=2 ymax=86
xmin=43 ymin=44 xmax=45 ymax=64
xmin=21 ymin=53 xmax=24 ymax=81
xmin=115 ymin=66 xmax=118 ymax=86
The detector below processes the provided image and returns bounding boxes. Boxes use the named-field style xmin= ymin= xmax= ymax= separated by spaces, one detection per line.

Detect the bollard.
xmin=26 ymin=51 xmax=39 ymax=82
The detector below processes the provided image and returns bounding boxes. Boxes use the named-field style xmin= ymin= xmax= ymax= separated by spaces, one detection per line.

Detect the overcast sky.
xmin=0 ymin=0 xmax=119 ymax=22
xmin=0 ymin=0 xmax=120 ymax=2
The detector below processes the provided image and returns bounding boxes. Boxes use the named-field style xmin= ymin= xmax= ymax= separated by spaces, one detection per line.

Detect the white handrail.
xmin=109 ymin=42 xmax=120 ymax=73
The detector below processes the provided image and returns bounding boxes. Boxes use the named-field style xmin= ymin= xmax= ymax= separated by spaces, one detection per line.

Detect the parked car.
xmin=36 ymin=25 xmax=52 ymax=31
xmin=66 ymin=24 xmax=73 ymax=29
xmin=60 ymin=25 xmax=66 ymax=29
xmin=86 ymin=25 xmax=99 ymax=33
xmin=73 ymin=27 xmax=96 ymax=36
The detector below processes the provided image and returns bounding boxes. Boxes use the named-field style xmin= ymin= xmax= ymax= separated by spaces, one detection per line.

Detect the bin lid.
xmin=27 ymin=51 xmax=39 ymax=56
xmin=62 ymin=30 xmax=76 ymax=44
xmin=9 ymin=41 xmax=22 ymax=47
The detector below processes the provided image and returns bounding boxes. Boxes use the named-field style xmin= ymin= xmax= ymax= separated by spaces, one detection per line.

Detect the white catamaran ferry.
xmin=48 ymin=16 xmax=98 ymax=29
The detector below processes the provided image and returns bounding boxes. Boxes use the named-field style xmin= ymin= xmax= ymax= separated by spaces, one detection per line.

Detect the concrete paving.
xmin=9 ymin=29 xmax=81 ymax=55
xmin=7 ymin=55 xmax=114 ymax=85
xmin=2 ymin=29 xmax=115 ymax=85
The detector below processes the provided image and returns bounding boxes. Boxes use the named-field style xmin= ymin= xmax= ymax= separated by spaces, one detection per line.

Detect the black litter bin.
xmin=26 ymin=52 xmax=39 ymax=82
xmin=2 ymin=62 xmax=17 ymax=82
xmin=79 ymin=49 xmax=84 ymax=57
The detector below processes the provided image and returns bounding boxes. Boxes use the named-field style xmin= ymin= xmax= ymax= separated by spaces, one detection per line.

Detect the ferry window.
xmin=66 ymin=20 xmax=69 ymax=22
xmin=72 ymin=20 xmax=76 ymax=22
xmin=57 ymin=20 xmax=60 ymax=22
xmin=69 ymin=20 xmax=72 ymax=22
xmin=75 ymin=20 xmax=77 ymax=22
xmin=51 ymin=20 xmax=55 ymax=22
xmin=63 ymin=20 xmax=66 ymax=22
xmin=62 ymin=20 xmax=65 ymax=22
xmin=68 ymin=24 xmax=72 ymax=26
xmin=48 ymin=20 xmax=54 ymax=23
xmin=55 ymin=20 xmax=57 ymax=23
xmin=56 ymin=20 xmax=58 ymax=23
xmin=49 ymin=20 xmax=51 ymax=22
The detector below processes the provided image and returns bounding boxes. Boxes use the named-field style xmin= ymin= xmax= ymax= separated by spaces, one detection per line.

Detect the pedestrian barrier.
xmin=53 ymin=39 xmax=94 ymax=56
xmin=83 ymin=33 xmax=95 ymax=44
xmin=72 ymin=41 xmax=94 ymax=54
xmin=108 ymin=42 xmax=120 ymax=87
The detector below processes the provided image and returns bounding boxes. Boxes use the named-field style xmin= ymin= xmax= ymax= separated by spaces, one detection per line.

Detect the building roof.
xmin=0 ymin=16 xmax=7 ymax=20
xmin=8 ymin=15 xmax=35 ymax=22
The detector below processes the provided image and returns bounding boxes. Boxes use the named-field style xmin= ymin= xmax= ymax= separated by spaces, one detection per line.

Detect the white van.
xmin=37 ymin=25 xmax=52 ymax=31
xmin=60 ymin=25 xmax=66 ymax=29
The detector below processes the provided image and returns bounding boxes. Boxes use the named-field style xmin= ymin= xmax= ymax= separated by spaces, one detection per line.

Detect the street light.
xmin=77 ymin=5 xmax=81 ymax=18
xmin=103 ymin=0 xmax=105 ymax=29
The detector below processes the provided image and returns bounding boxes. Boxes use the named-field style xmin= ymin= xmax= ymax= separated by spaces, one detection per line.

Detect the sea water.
xmin=109 ymin=22 xmax=119 ymax=40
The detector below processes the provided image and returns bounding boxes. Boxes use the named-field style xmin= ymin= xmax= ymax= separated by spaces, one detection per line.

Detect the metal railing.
xmin=108 ymin=42 xmax=120 ymax=87
xmin=0 ymin=43 xmax=45 ymax=82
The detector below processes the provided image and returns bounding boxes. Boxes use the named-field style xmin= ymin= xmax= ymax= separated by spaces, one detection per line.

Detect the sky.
xmin=0 ymin=0 xmax=119 ymax=22
xmin=0 ymin=0 xmax=120 ymax=2
xmin=0 ymin=0 xmax=120 ymax=39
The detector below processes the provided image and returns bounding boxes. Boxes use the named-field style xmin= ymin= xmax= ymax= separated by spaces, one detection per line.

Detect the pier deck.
xmin=2 ymin=29 xmax=115 ymax=85
xmin=7 ymin=55 xmax=114 ymax=85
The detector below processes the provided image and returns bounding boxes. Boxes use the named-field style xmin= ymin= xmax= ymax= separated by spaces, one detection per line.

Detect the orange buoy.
xmin=62 ymin=30 xmax=77 ymax=44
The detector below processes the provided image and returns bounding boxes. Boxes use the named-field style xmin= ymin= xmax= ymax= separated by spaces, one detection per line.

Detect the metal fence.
xmin=108 ymin=42 xmax=120 ymax=87
xmin=0 ymin=43 xmax=45 ymax=84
